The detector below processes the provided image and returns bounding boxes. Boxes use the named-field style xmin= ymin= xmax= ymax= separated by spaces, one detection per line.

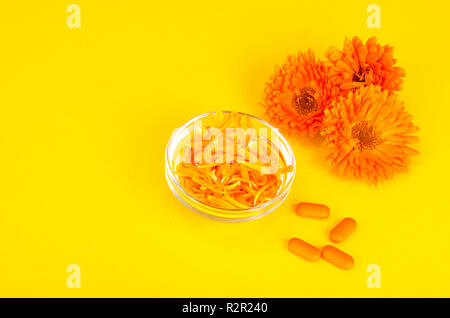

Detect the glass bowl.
xmin=165 ymin=111 xmax=296 ymax=222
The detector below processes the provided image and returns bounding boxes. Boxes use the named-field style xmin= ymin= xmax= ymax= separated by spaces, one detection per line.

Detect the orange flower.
xmin=325 ymin=36 xmax=405 ymax=94
xmin=263 ymin=50 xmax=338 ymax=136
xmin=321 ymin=85 xmax=419 ymax=183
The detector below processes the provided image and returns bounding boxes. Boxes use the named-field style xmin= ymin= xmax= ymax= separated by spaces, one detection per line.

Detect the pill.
xmin=296 ymin=202 xmax=330 ymax=219
xmin=288 ymin=238 xmax=321 ymax=262
xmin=329 ymin=217 xmax=357 ymax=243
xmin=321 ymin=245 xmax=354 ymax=270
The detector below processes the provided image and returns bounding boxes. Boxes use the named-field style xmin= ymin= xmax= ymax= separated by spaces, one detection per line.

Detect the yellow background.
xmin=1 ymin=1 xmax=449 ymax=297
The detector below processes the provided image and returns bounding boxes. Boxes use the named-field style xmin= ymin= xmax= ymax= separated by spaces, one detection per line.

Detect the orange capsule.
xmin=329 ymin=217 xmax=357 ymax=243
xmin=288 ymin=238 xmax=321 ymax=262
xmin=321 ymin=245 xmax=354 ymax=270
xmin=296 ymin=202 xmax=330 ymax=219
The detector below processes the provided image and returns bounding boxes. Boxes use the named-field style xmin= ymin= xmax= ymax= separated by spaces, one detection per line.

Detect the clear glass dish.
xmin=165 ymin=111 xmax=296 ymax=222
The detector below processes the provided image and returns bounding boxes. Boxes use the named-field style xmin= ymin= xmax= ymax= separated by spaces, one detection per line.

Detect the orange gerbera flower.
xmin=321 ymin=85 xmax=419 ymax=183
xmin=325 ymin=36 xmax=405 ymax=94
xmin=263 ymin=50 xmax=337 ymax=136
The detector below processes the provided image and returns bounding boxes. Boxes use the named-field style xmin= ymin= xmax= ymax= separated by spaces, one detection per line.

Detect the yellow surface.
xmin=0 ymin=1 xmax=449 ymax=297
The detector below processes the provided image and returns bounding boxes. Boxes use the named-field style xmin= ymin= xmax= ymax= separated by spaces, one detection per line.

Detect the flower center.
xmin=351 ymin=121 xmax=380 ymax=151
xmin=292 ymin=88 xmax=317 ymax=115
xmin=352 ymin=67 xmax=366 ymax=83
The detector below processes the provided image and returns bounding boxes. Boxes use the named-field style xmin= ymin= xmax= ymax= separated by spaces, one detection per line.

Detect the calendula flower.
xmin=325 ymin=36 xmax=405 ymax=94
xmin=263 ymin=50 xmax=338 ymax=136
xmin=321 ymin=85 xmax=419 ymax=183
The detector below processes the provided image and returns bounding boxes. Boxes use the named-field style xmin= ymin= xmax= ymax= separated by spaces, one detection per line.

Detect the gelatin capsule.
xmin=288 ymin=238 xmax=321 ymax=262
xmin=330 ymin=217 xmax=357 ymax=243
xmin=321 ymin=245 xmax=354 ymax=270
xmin=296 ymin=202 xmax=330 ymax=219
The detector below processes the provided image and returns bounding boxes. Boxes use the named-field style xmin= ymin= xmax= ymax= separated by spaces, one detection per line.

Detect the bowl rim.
xmin=165 ymin=111 xmax=296 ymax=213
